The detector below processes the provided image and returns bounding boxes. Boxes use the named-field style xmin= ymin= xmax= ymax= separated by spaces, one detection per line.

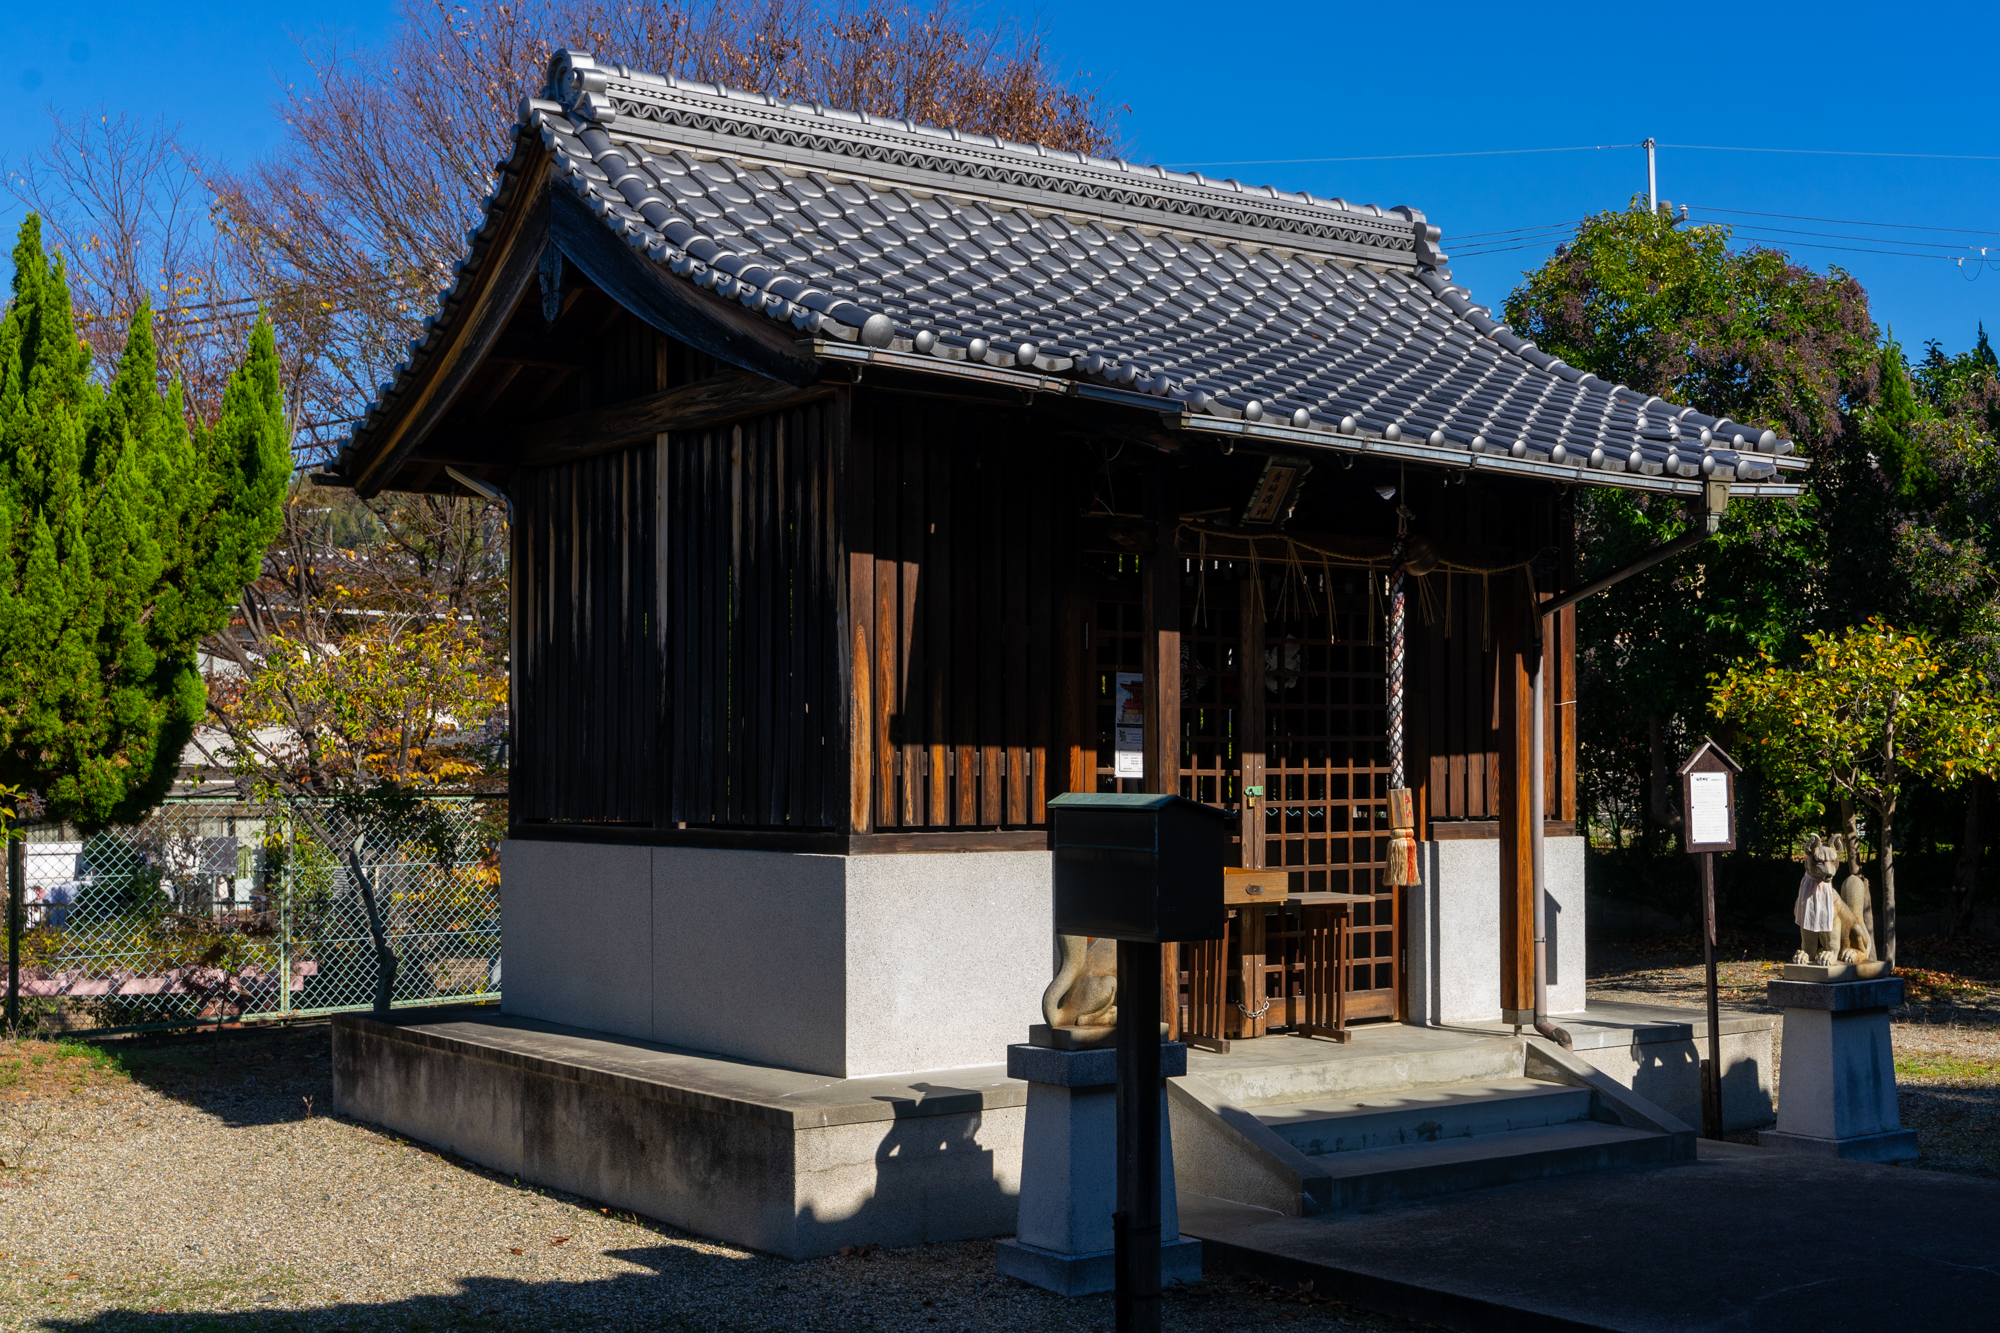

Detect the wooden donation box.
xmin=1045 ymin=792 xmax=1223 ymax=1323
xmin=1048 ymin=793 xmax=1228 ymax=944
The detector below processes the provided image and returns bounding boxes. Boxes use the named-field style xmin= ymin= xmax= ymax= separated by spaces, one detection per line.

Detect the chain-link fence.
xmin=4 ymin=796 xmax=505 ymax=1035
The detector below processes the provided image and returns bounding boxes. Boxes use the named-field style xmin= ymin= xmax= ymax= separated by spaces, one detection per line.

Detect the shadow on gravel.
xmin=88 ymin=1025 xmax=336 ymax=1129
xmin=21 ymin=1267 xmax=1336 ymax=1333
xmin=31 ymin=1272 xmax=725 ymax=1333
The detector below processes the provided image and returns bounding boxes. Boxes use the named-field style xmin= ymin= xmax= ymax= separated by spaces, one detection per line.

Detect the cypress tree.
xmin=1865 ymin=337 xmax=1935 ymax=505
xmin=0 ymin=216 xmax=288 ymax=826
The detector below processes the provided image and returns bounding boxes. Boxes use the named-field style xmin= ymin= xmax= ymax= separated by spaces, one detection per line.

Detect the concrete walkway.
xmin=1182 ymin=1141 xmax=2000 ymax=1332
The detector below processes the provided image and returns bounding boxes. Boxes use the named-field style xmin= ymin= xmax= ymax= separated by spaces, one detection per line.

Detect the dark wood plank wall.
xmin=845 ymin=390 xmax=1068 ymax=831
xmin=1412 ymin=485 xmax=1576 ymax=833
xmin=512 ymin=310 xmax=677 ymax=826
xmin=510 ymin=311 xmax=1576 ymax=845
xmin=514 ymin=443 xmax=661 ymax=825
xmin=513 ymin=311 xmax=844 ymax=831
xmin=662 ymin=399 xmax=845 ymax=828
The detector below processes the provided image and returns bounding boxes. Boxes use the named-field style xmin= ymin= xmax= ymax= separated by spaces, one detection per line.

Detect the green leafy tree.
xmin=1915 ymin=324 xmax=2000 ymax=444
xmin=1891 ymin=328 xmax=2000 ymax=933
xmin=1711 ymin=621 xmax=2000 ymax=966
xmin=0 ymin=215 xmax=288 ymax=827
xmin=1505 ymin=202 xmax=1880 ymax=852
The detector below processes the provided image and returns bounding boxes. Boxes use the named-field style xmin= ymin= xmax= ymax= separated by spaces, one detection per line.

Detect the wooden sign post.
xmin=1678 ymin=738 xmax=1742 ymax=1141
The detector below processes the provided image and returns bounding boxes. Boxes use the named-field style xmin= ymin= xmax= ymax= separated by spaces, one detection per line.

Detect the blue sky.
xmin=5 ymin=0 xmax=1996 ymax=356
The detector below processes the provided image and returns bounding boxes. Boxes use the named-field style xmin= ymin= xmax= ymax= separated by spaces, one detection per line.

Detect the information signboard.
xmin=1678 ymin=739 xmax=1741 ymax=853
xmin=1677 ymin=736 xmax=1744 ymax=1143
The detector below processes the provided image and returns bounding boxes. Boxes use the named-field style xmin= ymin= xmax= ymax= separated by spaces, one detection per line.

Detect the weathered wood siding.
xmin=514 ymin=444 xmax=661 ymax=825
xmin=846 ymin=391 xmax=1068 ymax=832
xmin=662 ymin=400 xmax=845 ymax=828
xmin=1411 ymin=483 xmax=1576 ymax=832
xmin=513 ymin=401 xmax=845 ymax=831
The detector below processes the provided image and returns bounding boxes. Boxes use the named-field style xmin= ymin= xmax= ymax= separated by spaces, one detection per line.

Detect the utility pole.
xmin=1644 ymin=138 xmax=1658 ymax=214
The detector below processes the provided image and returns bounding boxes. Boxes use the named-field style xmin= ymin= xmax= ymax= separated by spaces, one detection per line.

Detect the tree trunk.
xmin=1881 ymin=710 xmax=1898 ymax=970
xmin=1647 ymin=714 xmax=1675 ymax=851
xmin=1880 ymin=818 xmax=1897 ymax=970
xmin=1949 ymin=776 xmax=1986 ymax=937
xmin=347 ymin=845 xmax=398 ymax=1016
xmin=1840 ymin=795 xmax=1870 ymax=936
xmin=1888 ymin=704 xmax=1904 ymax=976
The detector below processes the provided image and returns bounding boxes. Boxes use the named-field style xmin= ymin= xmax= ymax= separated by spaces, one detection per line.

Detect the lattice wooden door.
xmin=1257 ymin=591 xmax=1399 ymax=1021
xmin=1078 ymin=558 xmax=1399 ymax=1027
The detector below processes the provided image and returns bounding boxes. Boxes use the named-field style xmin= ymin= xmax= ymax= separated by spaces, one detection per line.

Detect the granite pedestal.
xmin=1759 ymin=976 xmax=1918 ymax=1163
xmin=994 ymin=1041 xmax=1202 ymax=1296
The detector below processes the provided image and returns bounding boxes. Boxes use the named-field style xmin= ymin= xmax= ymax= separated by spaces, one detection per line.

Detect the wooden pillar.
xmin=1141 ymin=458 xmax=1180 ymax=801
xmin=1555 ymin=600 xmax=1577 ymax=823
xmin=1496 ymin=573 xmax=1535 ymax=1023
xmin=1230 ymin=905 xmax=1269 ymax=1039
xmin=1238 ymin=573 xmax=1265 ymax=868
xmin=1143 ymin=457 xmax=1183 ymax=1041
xmin=842 ymin=391 xmax=875 ymax=836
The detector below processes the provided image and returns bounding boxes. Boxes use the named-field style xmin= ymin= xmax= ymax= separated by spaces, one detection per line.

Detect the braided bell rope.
xmin=1388 ymin=556 xmax=1406 ymax=791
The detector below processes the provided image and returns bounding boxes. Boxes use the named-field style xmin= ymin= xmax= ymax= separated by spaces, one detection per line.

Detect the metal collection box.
xmin=1048 ymin=792 xmax=1229 ymax=943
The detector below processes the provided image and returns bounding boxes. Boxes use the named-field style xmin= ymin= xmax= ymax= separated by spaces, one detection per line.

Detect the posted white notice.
xmin=1688 ymin=771 xmax=1731 ymax=845
xmin=1113 ymin=672 xmax=1145 ymax=778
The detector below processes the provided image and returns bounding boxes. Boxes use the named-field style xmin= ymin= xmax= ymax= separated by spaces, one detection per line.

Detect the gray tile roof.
xmin=345 ymin=49 xmax=1801 ymax=489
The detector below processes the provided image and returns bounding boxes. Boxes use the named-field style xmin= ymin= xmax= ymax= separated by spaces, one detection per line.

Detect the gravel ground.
xmin=8 ymin=936 xmax=1991 ymax=1330
xmin=1588 ymin=931 xmax=2000 ymax=1176
xmin=0 ymin=1027 xmax=1418 ymax=1333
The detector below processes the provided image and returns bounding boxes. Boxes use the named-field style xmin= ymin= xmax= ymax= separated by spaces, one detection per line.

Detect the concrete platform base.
xmin=1759 ymin=1126 xmax=1920 ymax=1163
xmin=1183 ymin=1139 xmax=2000 ymax=1332
xmin=1453 ymin=1001 xmax=1777 ymax=1134
xmin=331 ymin=1005 xmax=1025 ymax=1260
xmin=994 ymin=1236 xmax=1203 ymax=1296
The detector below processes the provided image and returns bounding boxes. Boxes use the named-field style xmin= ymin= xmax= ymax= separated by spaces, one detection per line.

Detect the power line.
xmin=1164 ymin=142 xmax=2000 ymax=170
xmin=1450 ymin=220 xmax=1580 ymax=241
xmin=1661 ymin=144 xmax=2000 ymax=163
xmin=1688 ymin=205 xmax=2000 ymax=239
xmin=1450 ymin=241 xmax=1578 ymax=258
xmin=1448 ymin=226 xmax=2000 ymax=266
xmin=1164 ymin=145 xmax=1643 ymax=168
xmin=1712 ymin=222 xmax=1993 ymax=254
xmin=1724 ymin=233 xmax=1997 ymax=263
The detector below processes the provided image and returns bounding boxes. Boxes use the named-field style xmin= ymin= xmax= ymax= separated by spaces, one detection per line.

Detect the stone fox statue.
xmin=1794 ymin=833 xmax=1875 ymax=966
xmin=1043 ymin=934 xmax=1117 ymax=1029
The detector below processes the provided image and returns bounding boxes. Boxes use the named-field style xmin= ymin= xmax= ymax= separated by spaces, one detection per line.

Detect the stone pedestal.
xmin=994 ymin=1041 xmax=1202 ymax=1296
xmin=1759 ymin=977 xmax=1917 ymax=1164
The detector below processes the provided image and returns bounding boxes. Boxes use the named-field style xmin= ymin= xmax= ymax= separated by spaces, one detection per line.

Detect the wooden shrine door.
xmin=1253 ymin=582 xmax=1400 ymax=1023
xmin=1080 ymin=555 xmax=1400 ymax=1027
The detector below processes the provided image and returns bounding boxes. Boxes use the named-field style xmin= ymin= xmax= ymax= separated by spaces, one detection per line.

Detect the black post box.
xmin=1048 ymin=792 xmax=1229 ymax=943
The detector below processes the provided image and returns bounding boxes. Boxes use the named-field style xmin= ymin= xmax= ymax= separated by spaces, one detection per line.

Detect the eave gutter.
xmin=1526 ymin=478 xmax=1731 ymax=1049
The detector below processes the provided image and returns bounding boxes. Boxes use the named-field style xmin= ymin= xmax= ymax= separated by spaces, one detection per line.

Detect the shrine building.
xmin=326 ymin=50 xmax=1797 ymax=1259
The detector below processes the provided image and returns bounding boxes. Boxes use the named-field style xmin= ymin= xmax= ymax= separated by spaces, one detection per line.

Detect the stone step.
xmin=1311 ymin=1121 xmax=1673 ymax=1212
xmin=1191 ymin=1033 xmax=1525 ymax=1109
xmin=1254 ymin=1078 xmax=1595 ymax=1157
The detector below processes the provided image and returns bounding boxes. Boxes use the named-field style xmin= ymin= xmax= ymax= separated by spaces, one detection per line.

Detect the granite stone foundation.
xmin=1405 ymin=836 xmax=1585 ymax=1025
xmin=501 ymin=840 xmax=1052 ymax=1078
